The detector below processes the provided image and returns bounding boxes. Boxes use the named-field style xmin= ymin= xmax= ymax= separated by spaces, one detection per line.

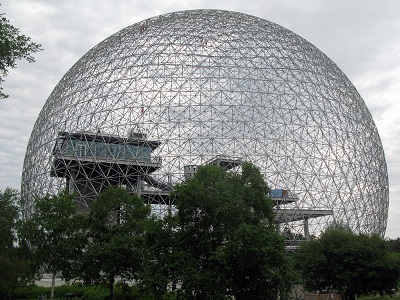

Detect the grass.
xmin=359 ymin=294 xmax=400 ymax=299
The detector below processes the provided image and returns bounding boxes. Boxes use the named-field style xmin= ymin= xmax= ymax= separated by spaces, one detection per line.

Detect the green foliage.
xmin=0 ymin=188 xmax=29 ymax=299
xmin=19 ymin=190 xmax=86 ymax=280
xmin=139 ymin=215 xmax=181 ymax=299
xmin=79 ymin=285 xmax=109 ymax=300
xmin=13 ymin=283 xmax=106 ymax=300
xmin=358 ymin=295 xmax=400 ymax=300
xmin=0 ymin=11 xmax=42 ymax=98
xmin=0 ymin=247 xmax=29 ymax=299
xmin=79 ymin=186 xmax=152 ymax=300
xmin=219 ymin=222 xmax=290 ymax=299
xmin=296 ymin=228 xmax=400 ymax=299
xmin=13 ymin=283 xmax=49 ymax=299
xmin=0 ymin=187 xmax=19 ymax=251
xmin=387 ymin=237 xmax=400 ymax=253
xmin=12 ymin=283 xmax=178 ymax=300
xmin=143 ymin=162 xmax=291 ymax=299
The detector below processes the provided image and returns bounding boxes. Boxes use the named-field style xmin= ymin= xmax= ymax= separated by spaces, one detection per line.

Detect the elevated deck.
xmin=137 ymin=190 xmax=171 ymax=205
xmin=270 ymin=189 xmax=299 ymax=205
xmin=51 ymin=131 xmax=162 ymax=179
xmin=55 ymin=131 xmax=161 ymax=149
xmin=51 ymin=153 xmax=162 ymax=178
xmin=274 ymin=208 xmax=333 ymax=223
xmin=206 ymin=155 xmax=243 ymax=170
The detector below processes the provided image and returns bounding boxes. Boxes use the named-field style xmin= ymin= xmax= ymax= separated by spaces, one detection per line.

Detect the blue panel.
xmin=61 ymin=138 xmax=153 ymax=162
xmin=270 ymin=189 xmax=283 ymax=198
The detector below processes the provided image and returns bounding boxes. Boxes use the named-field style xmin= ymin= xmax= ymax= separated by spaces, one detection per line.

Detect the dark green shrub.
xmin=13 ymin=284 xmax=49 ymax=299
xmin=13 ymin=283 xmax=177 ymax=300
xmin=54 ymin=283 xmax=85 ymax=298
xmin=79 ymin=285 xmax=108 ymax=300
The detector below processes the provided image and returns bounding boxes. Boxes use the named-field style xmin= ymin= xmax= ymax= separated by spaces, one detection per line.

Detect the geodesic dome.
xmin=21 ymin=9 xmax=388 ymax=238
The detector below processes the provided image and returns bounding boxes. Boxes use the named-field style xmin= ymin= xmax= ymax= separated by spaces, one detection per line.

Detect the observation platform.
xmin=274 ymin=208 xmax=333 ymax=223
xmin=138 ymin=190 xmax=171 ymax=205
xmin=269 ymin=189 xmax=298 ymax=205
xmin=50 ymin=131 xmax=164 ymax=206
xmin=184 ymin=155 xmax=243 ymax=180
xmin=51 ymin=131 xmax=162 ymax=180
xmin=50 ymin=153 xmax=162 ymax=179
xmin=206 ymin=155 xmax=243 ymax=170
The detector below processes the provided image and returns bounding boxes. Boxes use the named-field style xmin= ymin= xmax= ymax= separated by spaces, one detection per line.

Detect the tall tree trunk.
xmin=51 ymin=272 xmax=56 ymax=300
xmin=109 ymin=275 xmax=115 ymax=300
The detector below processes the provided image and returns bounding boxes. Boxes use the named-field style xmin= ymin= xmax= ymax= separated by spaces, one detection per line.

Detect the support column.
xmin=275 ymin=223 xmax=282 ymax=234
xmin=304 ymin=217 xmax=310 ymax=240
xmin=68 ymin=169 xmax=76 ymax=193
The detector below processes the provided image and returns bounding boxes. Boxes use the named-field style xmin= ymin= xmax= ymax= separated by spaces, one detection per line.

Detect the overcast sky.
xmin=1 ymin=0 xmax=399 ymax=238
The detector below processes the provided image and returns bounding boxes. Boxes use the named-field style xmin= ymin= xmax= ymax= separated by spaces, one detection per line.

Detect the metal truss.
xmin=21 ymin=10 xmax=389 ymax=244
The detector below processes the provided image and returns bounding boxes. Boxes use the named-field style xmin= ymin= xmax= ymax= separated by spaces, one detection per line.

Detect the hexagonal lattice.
xmin=21 ymin=10 xmax=388 ymax=241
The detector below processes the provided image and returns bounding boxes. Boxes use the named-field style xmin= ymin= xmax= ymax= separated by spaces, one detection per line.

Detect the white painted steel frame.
xmin=21 ymin=10 xmax=389 ymax=241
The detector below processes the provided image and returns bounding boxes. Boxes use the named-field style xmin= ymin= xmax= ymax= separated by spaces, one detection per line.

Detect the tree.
xmin=145 ymin=162 xmax=291 ymax=299
xmin=19 ymin=190 xmax=85 ymax=300
xmin=79 ymin=186 xmax=151 ymax=300
xmin=386 ymin=237 xmax=400 ymax=253
xmin=0 ymin=188 xmax=28 ymax=299
xmin=0 ymin=10 xmax=42 ymax=98
xmin=139 ymin=214 xmax=181 ymax=299
xmin=0 ymin=188 xmax=19 ymax=254
xmin=296 ymin=227 xmax=400 ymax=300
xmin=0 ymin=254 xmax=28 ymax=300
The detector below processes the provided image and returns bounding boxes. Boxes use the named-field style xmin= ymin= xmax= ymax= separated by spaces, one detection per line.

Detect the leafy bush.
xmin=13 ymin=283 xmax=177 ymax=299
xmin=53 ymin=283 xmax=86 ymax=298
xmin=13 ymin=284 xmax=48 ymax=299
xmin=79 ymin=285 xmax=109 ymax=300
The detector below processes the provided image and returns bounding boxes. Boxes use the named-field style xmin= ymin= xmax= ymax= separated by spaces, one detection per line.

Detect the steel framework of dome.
xmin=21 ymin=9 xmax=389 ymax=242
